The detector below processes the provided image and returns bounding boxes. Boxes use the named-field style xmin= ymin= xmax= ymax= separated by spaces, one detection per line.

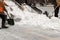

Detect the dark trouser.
xmin=55 ymin=6 xmax=60 ymax=17
xmin=0 ymin=13 xmax=7 ymax=27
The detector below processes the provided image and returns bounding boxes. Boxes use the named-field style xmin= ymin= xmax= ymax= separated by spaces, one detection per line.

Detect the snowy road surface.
xmin=0 ymin=0 xmax=60 ymax=40
xmin=0 ymin=24 xmax=60 ymax=40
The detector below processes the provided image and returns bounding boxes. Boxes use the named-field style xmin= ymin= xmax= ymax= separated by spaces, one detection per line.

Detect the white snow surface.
xmin=4 ymin=0 xmax=60 ymax=30
xmin=0 ymin=0 xmax=60 ymax=40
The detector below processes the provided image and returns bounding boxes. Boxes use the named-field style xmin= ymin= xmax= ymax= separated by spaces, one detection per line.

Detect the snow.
xmin=4 ymin=0 xmax=60 ymax=30
xmin=0 ymin=0 xmax=60 ymax=40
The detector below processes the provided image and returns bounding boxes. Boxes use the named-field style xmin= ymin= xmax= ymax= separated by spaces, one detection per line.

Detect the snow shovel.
xmin=7 ymin=18 xmax=14 ymax=25
xmin=6 ymin=13 xmax=15 ymax=25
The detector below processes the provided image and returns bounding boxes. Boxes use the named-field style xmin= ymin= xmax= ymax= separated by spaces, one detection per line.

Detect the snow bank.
xmin=5 ymin=1 xmax=60 ymax=30
xmin=19 ymin=4 xmax=60 ymax=30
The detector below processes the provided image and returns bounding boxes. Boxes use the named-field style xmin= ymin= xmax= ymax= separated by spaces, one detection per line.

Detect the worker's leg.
xmin=55 ymin=6 xmax=59 ymax=17
xmin=0 ymin=13 xmax=8 ymax=28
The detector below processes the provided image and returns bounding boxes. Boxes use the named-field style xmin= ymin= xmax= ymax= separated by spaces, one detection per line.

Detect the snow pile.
xmin=19 ymin=4 xmax=60 ymax=30
xmin=5 ymin=1 xmax=60 ymax=30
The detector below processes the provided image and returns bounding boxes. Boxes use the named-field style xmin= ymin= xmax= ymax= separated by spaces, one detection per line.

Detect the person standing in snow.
xmin=0 ymin=0 xmax=12 ymax=29
xmin=52 ymin=0 xmax=60 ymax=17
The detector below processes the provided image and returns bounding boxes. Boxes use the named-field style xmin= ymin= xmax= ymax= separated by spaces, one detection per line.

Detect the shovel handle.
xmin=4 ymin=11 xmax=11 ymax=19
xmin=52 ymin=5 xmax=60 ymax=13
